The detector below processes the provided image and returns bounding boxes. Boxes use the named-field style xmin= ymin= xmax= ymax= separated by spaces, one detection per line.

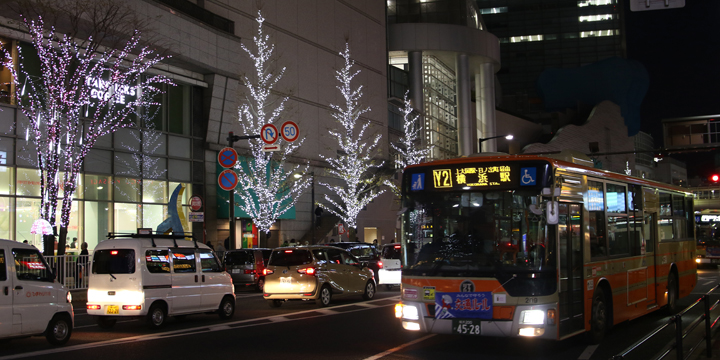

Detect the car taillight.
xmin=297 ymin=267 xmax=316 ymax=275
xmin=377 ymin=261 xmax=383 ymax=269
xmin=122 ymin=305 xmax=142 ymax=310
xmin=394 ymin=245 xmax=401 ymax=249
xmin=111 ymin=250 xmax=118 ymax=255
xmin=263 ymin=268 xmax=274 ymax=276
xmin=87 ymin=304 xmax=101 ymax=310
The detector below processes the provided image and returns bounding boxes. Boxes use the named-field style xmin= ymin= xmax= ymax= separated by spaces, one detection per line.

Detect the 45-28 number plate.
xmin=452 ymin=319 xmax=481 ymax=335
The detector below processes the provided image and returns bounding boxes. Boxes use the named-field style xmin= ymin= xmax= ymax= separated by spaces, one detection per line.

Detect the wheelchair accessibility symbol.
xmin=520 ymin=167 xmax=536 ymax=186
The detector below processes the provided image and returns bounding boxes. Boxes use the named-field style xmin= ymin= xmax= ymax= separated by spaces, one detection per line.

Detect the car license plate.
xmin=280 ymin=277 xmax=292 ymax=285
xmin=452 ymin=319 xmax=481 ymax=335
xmin=106 ymin=305 xmax=119 ymax=315
xmin=232 ymin=269 xmax=241 ymax=274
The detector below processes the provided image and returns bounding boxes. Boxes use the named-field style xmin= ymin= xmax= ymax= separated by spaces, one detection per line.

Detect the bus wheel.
xmin=588 ymin=287 xmax=608 ymax=344
xmin=666 ymin=272 xmax=679 ymax=315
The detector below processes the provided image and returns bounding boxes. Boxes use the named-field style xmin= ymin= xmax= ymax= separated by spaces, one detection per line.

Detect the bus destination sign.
xmin=432 ymin=165 xmax=513 ymax=189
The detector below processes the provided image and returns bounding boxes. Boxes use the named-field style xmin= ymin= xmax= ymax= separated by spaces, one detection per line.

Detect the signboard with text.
xmin=407 ymin=161 xmax=549 ymax=192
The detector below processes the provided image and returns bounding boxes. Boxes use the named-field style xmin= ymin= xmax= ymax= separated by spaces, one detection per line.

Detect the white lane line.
xmin=362 ymin=334 xmax=436 ymax=360
xmin=703 ymin=281 xmax=716 ymax=286
xmin=0 ymin=296 xmax=401 ymax=360
xmin=578 ymin=345 xmax=599 ymax=360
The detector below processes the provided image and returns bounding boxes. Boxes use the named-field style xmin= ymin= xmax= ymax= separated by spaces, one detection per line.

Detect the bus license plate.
xmin=453 ymin=319 xmax=481 ymax=335
xmin=280 ymin=277 xmax=292 ymax=285
xmin=106 ymin=305 xmax=119 ymax=315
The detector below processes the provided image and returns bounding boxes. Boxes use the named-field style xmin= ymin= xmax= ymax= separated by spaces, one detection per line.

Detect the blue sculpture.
xmin=156 ymin=184 xmax=186 ymax=235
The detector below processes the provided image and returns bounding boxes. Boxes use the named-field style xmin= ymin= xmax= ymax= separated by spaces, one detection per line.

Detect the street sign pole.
xmin=226 ymin=131 xmax=260 ymax=250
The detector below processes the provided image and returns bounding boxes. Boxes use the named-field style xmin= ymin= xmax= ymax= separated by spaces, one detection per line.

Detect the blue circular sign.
xmin=218 ymin=147 xmax=238 ymax=168
xmin=218 ymin=169 xmax=238 ymax=191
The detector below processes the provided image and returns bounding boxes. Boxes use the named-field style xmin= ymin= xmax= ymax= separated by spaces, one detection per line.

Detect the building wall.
xmin=0 ymin=0 xmax=391 ymax=249
xmin=523 ymin=101 xmax=635 ymax=175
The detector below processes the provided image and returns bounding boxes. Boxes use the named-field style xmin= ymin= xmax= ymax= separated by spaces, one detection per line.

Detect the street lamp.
xmin=478 ymin=134 xmax=513 ymax=153
xmin=294 ymin=171 xmax=315 ymax=243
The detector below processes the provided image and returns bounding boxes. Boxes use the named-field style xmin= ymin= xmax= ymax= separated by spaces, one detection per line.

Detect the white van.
xmin=377 ymin=243 xmax=402 ymax=290
xmin=0 ymin=239 xmax=73 ymax=345
xmin=86 ymin=234 xmax=235 ymax=329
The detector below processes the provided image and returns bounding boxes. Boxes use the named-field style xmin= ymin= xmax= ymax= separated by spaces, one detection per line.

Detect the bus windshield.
xmin=402 ymin=189 xmax=555 ymax=277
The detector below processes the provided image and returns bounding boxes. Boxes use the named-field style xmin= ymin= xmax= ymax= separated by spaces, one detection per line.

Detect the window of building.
xmin=114 ymin=177 xmax=140 ymax=202
xmin=114 ymin=202 xmax=139 ymax=232
xmin=84 ymin=174 xmax=112 ymax=201
xmin=16 ymin=168 xmax=41 ymax=197
xmin=577 ymin=0 xmax=615 ymax=7
xmin=0 ymin=197 xmax=13 ymax=239
xmin=84 ymin=201 xmax=109 ymax=250
xmin=142 ymin=204 xmax=167 ymax=231
xmin=0 ymin=166 xmax=14 ymax=195
xmin=579 ymin=14 xmax=613 ymax=22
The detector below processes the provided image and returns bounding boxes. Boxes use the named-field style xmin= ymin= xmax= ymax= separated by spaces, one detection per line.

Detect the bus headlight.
xmin=395 ymin=303 xmax=419 ymax=320
xmin=519 ymin=310 xmax=545 ymax=325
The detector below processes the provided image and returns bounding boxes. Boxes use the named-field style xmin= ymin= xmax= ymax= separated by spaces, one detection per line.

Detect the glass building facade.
xmin=476 ymin=0 xmax=625 ymax=117
xmin=0 ymin=37 xmax=205 ymax=253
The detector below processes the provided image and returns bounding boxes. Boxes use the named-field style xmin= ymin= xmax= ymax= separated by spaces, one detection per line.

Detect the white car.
xmin=86 ymin=233 xmax=235 ymax=329
xmin=0 ymin=239 xmax=74 ymax=345
xmin=377 ymin=243 xmax=402 ymax=290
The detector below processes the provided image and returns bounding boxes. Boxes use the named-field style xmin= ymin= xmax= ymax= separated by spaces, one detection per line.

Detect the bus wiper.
xmin=109 ymin=273 xmax=116 ymax=280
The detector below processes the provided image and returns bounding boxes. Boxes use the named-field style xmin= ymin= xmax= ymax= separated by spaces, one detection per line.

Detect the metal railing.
xmin=44 ymin=255 xmax=91 ymax=290
xmin=612 ymin=284 xmax=720 ymax=360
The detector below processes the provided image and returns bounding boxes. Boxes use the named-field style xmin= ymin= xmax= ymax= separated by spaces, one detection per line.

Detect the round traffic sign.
xmin=218 ymin=169 xmax=238 ymax=191
xmin=280 ymin=121 xmax=299 ymax=142
xmin=260 ymin=124 xmax=279 ymax=144
xmin=190 ymin=196 xmax=203 ymax=211
xmin=218 ymin=147 xmax=238 ymax=168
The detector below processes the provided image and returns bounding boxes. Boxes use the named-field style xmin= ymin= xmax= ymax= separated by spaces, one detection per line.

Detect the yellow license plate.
xmin=106 ymin=305 xmax=119 ymax=314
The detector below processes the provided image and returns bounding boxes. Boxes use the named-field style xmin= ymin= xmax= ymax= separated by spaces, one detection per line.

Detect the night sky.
xmin=623 ymin=1 xmax=720 ymax=179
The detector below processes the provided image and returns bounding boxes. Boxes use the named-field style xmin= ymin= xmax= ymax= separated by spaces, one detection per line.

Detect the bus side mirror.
xmin=546 ymin=201 xmax=559 ymax=225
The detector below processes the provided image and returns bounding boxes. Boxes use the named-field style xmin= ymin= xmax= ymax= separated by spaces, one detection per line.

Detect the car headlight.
xmin=66 ymin=291 xmax=72 ymax=303
xmin=519 ymin=310 xmax=545 ymax=325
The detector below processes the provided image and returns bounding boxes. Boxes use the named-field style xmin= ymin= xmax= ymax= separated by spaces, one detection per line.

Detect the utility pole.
xmin=226 ymin=131 xmax=260 ymax=249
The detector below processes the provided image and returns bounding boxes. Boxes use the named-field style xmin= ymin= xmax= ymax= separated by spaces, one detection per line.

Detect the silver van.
xmin=223 ymin=248 xmax=272 ymax=291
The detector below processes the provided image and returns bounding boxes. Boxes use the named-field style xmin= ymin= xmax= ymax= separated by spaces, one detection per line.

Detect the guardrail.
xmin=612 ymin=284 xmax=720 ymax=360
xmin=44 ymin=255 xmax=91 ymax=290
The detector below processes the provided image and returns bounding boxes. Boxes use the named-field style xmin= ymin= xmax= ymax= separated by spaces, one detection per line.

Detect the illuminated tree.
xmin=385 ymin=91 xmax=433 ymax=197
xmin=4 ymin=16 xmax=172 ymax=254
xmin=234 ymin=11 xmax=310 ymax=235
xmin=319 ymin=43 xmax=385 ymax=232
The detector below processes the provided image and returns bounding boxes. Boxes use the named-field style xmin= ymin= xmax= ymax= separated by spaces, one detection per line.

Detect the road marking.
xmin=703 ymin=281 xmax=716 ymax=286
xmin=0 ymin=296 xmax=401 ymax=360
xmin=578 ymin=345 xmax=599 ymax=360
xmin=362 ymin=334 xmax=436 ymax=360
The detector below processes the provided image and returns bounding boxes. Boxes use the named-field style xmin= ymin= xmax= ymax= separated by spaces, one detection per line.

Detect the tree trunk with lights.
xmin=318 ymin=43 xmax=386 ymax=234
xmin=4 ymin=17 xmax=171 ymax=253
xmin=234 ymin=10 xmax=310 ymax=235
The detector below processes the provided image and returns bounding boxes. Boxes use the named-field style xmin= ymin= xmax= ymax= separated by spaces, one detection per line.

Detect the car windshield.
xmin=225 ymin=251 xmax=254 ymax=265
xmin=382 ymin=245 xmax=402 ymax=259
xmin=93 ymin=249 xmax=136 ymax=274
xmin=269 ymin=249 xmax=313 ymax=266
xmin=349 ymin=246 xmax=376 ymax=259
xmin=13 ymin=248 xmax=54 ymax=282
xmin=402 ymin=189 xmax=556 ymax=276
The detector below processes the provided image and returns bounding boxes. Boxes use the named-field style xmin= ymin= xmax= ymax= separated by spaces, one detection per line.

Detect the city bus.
xmin=394 ymin=152 xmax=697 ymax=342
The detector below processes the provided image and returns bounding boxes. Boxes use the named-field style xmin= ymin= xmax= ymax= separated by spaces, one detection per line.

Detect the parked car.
xmin=223 ymin=248 xmax=272 ymax=291
xmin=0 ymin=239 xmax=73 ymax=345
xmin=328 ymin=242 xmax=383 ymax=283
xmin=263 ymin=245 xmax=376 ymax=307
xmin=377 ymin=243 xmax=402 ymax=290
xmin=86 ymin=233 xmax=236 ymax=329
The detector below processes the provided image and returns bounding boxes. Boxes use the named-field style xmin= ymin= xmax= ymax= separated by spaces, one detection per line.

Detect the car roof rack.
xmin=107 ymin=231 xmax=198 ymax=249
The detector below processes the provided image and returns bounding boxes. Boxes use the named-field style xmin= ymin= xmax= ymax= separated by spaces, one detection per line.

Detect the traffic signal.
xmin=711 ymin=174 xmax=719 ymax=183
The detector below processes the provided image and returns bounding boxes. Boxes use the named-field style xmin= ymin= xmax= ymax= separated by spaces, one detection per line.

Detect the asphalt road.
xmin=2 ymin=270 xmax=720 ymax=360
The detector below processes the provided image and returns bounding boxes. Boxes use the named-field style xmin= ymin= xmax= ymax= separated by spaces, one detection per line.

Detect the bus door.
xmin=558 ymin=203 xmax=585 ymax=336
xmin=645 ymin=213 xmax=658 ymax=307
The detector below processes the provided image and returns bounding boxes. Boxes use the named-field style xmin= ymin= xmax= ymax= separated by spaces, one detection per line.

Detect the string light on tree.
xmin=3 ymin=16 xmax=173 ymax=254
xmin=318 ymin=43 xmax=385 ymax=231
xmin=385 ymin=91 xmax=433 ymax=196
xmin=234 ymin=11 xmax=310 ymax=234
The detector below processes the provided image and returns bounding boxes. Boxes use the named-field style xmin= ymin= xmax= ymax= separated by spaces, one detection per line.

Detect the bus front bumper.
xmin=396 ymin=301 xmax=558 ymax=340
